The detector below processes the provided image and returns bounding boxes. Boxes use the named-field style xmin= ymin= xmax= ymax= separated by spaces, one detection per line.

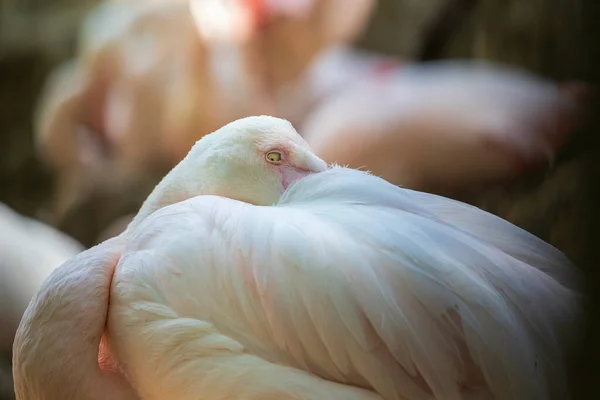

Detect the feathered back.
xmin=281 ymin=167 xmax=583 ymax=398
xmin=109 ymin=167 xmax=582 ymax=400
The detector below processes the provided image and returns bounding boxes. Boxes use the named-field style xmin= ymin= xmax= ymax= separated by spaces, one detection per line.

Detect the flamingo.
xmin=12 ymin=236 xmax=137 ymax=400
xmin=14 ymin=116 xmax=582 ymax=399
xmin=35 ymin=0 xmax=587 ymax=222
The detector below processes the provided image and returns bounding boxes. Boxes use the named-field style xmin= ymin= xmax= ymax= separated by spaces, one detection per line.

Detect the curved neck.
xmin=127 ymin=162 xmax=207 ymax=233
xmin=126 ymin=140 xmax=216 ymax=231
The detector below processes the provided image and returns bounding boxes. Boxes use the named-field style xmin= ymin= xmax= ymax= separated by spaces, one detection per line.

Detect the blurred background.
xmin=1 ymin=0 xmax=599 ymax=398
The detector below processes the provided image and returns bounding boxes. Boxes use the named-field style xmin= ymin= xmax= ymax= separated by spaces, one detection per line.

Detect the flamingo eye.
xmin=266 ymin=151 xmax=283 ymax=164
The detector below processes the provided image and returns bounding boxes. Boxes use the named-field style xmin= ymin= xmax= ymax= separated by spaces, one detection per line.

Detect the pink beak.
xmin=280 ymin=150 xmax=327 ymax=189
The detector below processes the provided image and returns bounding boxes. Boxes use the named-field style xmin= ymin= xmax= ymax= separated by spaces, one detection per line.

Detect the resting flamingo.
xmin=14 ymin=116 xmax=582 ymax=400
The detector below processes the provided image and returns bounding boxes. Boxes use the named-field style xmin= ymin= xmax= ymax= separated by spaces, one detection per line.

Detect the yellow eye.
xmin=266 ymin=151 xmax=282 ymax=164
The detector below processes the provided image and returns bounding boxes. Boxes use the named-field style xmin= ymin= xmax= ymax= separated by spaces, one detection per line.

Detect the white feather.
xmin=107 ymin=166 xmax=580 ymax=400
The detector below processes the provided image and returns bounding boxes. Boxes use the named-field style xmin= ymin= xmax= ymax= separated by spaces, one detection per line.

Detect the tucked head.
xmin=193 ymin=115 xmax=328 ymax=205
xmin=144 ymin=116 xmax=327 ymax=214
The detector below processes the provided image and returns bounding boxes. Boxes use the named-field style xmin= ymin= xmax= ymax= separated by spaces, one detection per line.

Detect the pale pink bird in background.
xmin=34 ymin=0 xmax=588 ymax=228
xmin=35 ymin=0 xmax=374 ymax=180
xmin=34 ymin=0 xmax=221 ymax=222
xmin=298 ymin=51 xmax=588 ymax=194
xmin=14 ymin=116 xmax=582 ymax=399
xmin=0 ymin=203 xmax=83 ymax=357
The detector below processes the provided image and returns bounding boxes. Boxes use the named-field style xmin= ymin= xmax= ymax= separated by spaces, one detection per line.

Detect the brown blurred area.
xmin=1 ymin=0 xmax=598 ymax=399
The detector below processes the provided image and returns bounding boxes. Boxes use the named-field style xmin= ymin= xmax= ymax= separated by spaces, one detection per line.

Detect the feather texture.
xmin=107 ymin=167 xmax=581 ymax=400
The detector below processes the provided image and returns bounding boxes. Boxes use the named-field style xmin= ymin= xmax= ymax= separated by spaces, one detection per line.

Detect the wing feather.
xmin=109 ymin=167 xmax=581 ymax=400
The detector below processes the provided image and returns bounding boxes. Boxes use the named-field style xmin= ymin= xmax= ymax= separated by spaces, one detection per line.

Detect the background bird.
xmin=34 ymin=0 xmax=587 ymax=238
xmin=0 ymin=203 xmax=83 ymax=358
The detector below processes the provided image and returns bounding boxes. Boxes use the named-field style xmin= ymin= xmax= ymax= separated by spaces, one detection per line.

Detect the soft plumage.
xmin=12 ymin=236 xmax=138 ymax=400
xmin=103 ymin=116 xmax=581 ymax=400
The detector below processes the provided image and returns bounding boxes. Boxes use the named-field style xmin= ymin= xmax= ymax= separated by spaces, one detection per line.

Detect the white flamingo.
xmin=14 ymin=116 xmax=582 ymax=400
